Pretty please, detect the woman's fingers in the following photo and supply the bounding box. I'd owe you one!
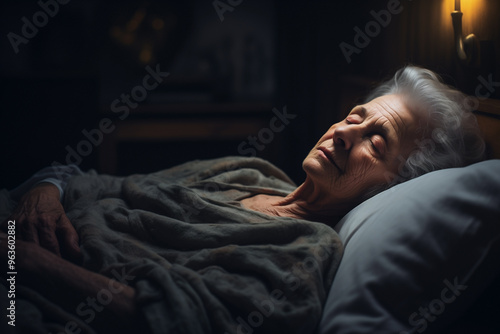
[57,215,82,264]
[9,211,63,258]
[18,213,40,245]
[3,183,80,260]
[37,218,61,257]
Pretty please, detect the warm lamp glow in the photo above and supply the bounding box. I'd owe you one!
[449,0,486,16]
[450,0,481,65]
[441,0,487,37]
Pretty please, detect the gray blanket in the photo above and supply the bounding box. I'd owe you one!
[1,157,343,334]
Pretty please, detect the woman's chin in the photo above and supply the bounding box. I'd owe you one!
[303,156,328,179]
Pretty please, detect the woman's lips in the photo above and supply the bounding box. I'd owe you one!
[318,147,343,172]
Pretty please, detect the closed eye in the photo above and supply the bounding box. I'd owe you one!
[346,114,362,124]
[369,134,386,155]
[370,139,380,154]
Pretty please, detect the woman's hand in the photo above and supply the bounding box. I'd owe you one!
[1,182,81,263]
[0,233,141,332]
[0,231,47,276]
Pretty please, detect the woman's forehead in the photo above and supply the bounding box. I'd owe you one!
[363,94,420,148]
[365,95,409,123]
[363,95,411,119]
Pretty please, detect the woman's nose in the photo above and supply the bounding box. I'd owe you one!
[333,125,358,151]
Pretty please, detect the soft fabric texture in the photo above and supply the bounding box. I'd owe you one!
[319,159,500,334]
[0,157,342,334]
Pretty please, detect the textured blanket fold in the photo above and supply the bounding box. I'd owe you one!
[1,157,343,334]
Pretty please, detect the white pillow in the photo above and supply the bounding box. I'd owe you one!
[319,160,500,334]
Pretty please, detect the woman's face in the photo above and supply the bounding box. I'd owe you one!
[303,94,424,207]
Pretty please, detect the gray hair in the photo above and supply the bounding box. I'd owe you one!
[363,65,485,197]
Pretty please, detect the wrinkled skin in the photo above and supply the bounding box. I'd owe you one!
[242,94,424,222]
[301,94,422,213]
[1,182,81,262]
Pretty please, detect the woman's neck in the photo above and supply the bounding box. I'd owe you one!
[241,179,347,225]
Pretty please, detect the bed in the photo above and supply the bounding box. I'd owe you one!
[1,98,499,334]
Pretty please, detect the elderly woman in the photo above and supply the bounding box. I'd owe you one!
[246,65,484,222]
[0,66,485,333]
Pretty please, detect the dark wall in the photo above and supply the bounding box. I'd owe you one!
[1,0,499,189]
[1,0,101,189]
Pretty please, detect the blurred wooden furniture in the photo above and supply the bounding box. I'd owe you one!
[474,98,500,159]
[99,103,274,175]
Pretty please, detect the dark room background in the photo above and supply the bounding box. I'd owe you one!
[1,0,499,189]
